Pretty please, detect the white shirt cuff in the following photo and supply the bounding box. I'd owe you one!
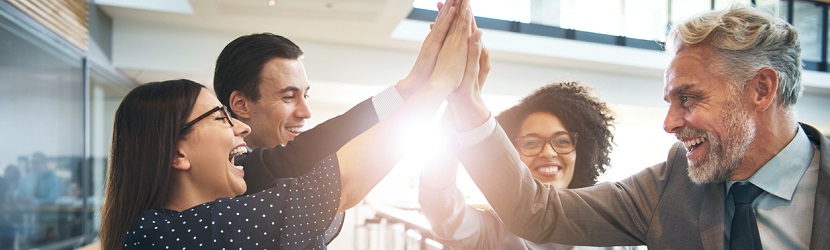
[456,114,496,148]
[371,86,404,120]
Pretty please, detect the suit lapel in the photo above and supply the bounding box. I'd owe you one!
[800,123,829,250]
[808,138,829,250]
[699,183,725,250]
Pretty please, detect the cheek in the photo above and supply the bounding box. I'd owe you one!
[561,154,577,169]
[275,104,294,121]
[519,155,535,168]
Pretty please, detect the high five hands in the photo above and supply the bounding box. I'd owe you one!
[398,0,490,116]
[429,0,491,131]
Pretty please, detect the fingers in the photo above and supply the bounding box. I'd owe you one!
[447,1,472,39]
[427,0,456,44]
[463,29,483,88]
[456,0,469,10]
[403,1,456,85]
[434,0,454,24]
[429,4,474,89]
[478,43,490,88]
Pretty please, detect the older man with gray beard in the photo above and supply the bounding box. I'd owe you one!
[444,4,830,250]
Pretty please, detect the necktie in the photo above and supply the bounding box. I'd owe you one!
[729,183,763,250]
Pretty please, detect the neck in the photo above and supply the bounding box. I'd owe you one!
[730,108,798,180]
[163,173,212,212]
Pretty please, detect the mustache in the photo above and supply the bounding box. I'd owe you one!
[674,127,707,140]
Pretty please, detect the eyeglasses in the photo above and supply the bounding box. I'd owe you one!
[513,132,578,157]
[180,106,234,133]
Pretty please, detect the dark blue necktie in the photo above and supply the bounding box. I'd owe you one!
[729,183,764,250]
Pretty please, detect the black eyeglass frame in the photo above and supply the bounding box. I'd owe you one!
[180,106,234,133]
[512,132,579,157]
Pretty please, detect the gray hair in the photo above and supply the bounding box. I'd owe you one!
[666,4,803,106]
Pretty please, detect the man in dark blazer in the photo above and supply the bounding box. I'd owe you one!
[212,32,455,194]
[446,5,829,249]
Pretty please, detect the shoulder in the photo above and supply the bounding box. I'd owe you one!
[124,210,174,248]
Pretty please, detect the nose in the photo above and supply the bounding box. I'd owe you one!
[537,141,558,158]
[295,95,312,119]
[663,105,685,134]
[233,118,251,137]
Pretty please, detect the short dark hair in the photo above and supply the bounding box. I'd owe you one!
[213,33,304,117]
[102,79,204,250]
[496,82,615,188]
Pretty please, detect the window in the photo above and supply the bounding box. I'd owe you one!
[0,13,85,248]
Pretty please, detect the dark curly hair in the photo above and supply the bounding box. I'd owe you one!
[496,81,615,188]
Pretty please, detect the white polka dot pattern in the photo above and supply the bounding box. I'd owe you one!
[123,155,343,249]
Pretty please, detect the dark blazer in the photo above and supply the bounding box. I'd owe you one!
[238,98,378,195]
[456,122,829,249]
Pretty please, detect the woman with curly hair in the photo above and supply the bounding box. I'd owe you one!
[419,81,632,249]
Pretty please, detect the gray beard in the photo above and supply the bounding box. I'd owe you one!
[686,99,756,184]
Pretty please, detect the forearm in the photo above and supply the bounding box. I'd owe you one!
[336,82,455,213]
[239,98,377,193]
[419,181,486,248]
[455,123,649,246]
[418,153,464,231]
[448,81,489,132]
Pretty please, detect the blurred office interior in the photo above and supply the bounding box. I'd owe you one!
[1,0,829,249]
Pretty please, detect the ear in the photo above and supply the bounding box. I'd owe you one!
[229,91,252,120]
[749,67,778,112]
[172,145,191,171]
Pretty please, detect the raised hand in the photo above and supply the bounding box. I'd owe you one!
[432,2,490,92]
[428,0,476,91]
[395,0,458,99]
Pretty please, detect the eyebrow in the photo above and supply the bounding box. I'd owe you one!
[521,131,569,138]
[277,86,311,94]
[663,83,694,103]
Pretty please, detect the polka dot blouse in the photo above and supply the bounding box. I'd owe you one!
[123,155,344,249]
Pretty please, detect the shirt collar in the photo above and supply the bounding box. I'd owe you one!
[727,126,813,201]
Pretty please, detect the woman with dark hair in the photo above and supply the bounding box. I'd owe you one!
[100,1,483,248]
[419,81,631,249]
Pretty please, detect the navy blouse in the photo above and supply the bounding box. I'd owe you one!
[123,155,344,249]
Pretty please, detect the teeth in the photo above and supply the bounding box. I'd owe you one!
[286,127,303,133]
[537,166,560,173]
[683,138,706,149]
[229,146,247,158]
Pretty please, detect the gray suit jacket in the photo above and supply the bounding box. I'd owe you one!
[456,122,829,249]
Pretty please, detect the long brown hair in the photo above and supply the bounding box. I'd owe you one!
[100,79,204,249]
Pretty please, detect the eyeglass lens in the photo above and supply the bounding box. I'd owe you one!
[516,132,576,156]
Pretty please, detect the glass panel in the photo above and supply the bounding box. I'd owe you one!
[530,0,563,26]
[753,0,783,17]
[622,0,669,41]
[715,0,752,10]
[0,14,84,249]
[792,0,822,62]
[669,1,711,26]
[560,0,624,36]
[87,68,129,236]
[412,0,531,22]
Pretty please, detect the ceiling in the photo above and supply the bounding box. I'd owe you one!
[97,0,420,58]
